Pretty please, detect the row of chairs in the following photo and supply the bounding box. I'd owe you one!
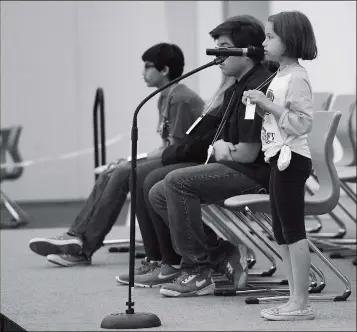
[1,112,352,307]
[103,93,355,305]
[0,94,355,308]
[104,93,356,259]
[205,110,353,304]
[0,126,29,228]
[306,93,356,263]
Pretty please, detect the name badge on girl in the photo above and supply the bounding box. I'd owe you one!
[245,98,256,120]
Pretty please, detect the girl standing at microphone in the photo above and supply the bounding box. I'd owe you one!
[243,11,317,321]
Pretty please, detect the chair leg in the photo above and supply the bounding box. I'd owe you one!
[201,206,290,297]
[340,181,357,204]
[309,209,347,239]
[329,250,357,259]
[305,186,323,233]
[305,215,323,234]
[309,237,356,251]
[202,205,278,278]
[307,176,349,238]
[103,239,145,257]
[0,191,29,228]
[218,207,293,286]
[232,212,278,277]
[243,209,351,304]
[244,209,325,293]
[247,246,257,269]
[213,207,322,296]
[334,194,356,223]
[201,206,259,272]
[306,239,351,300]
[103,239,144,246]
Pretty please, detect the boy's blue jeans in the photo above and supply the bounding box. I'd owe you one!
[149,162,264,268]
[68,157,162,258]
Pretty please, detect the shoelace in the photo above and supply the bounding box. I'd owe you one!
[173,270,190,284]
[219,255,235,282]
[135,259,149,272]
[173,267,206,284]
[136,259,160,273]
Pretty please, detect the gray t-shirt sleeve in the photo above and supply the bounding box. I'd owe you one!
[157,95,164,133]
[168,100,201,141]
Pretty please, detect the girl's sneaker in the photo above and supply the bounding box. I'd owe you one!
[260,303,312,318]
[262,306,316,321]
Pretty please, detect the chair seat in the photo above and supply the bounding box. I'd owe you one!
[336,166,357,182]
[224,194,270,213]
[224,192,338,216]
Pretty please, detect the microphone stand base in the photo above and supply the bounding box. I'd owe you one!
[101,312,161,329]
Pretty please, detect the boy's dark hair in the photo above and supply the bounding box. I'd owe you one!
[142,43,185,80]
[209,15,266,61]
[268,11,318,60]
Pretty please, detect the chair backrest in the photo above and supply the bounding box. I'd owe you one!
[0,126,24,181]
[307,111,342,214]
[313,92,333,111]
[331,94,356,166]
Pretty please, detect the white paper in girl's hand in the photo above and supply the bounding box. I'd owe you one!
[245,98,256,120]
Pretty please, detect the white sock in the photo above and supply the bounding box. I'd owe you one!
[172,265,181,269]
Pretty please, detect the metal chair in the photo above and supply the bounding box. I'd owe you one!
[224,111,352,303]
[306,106,356,261]
[298,92,332,234]
[306,103,356,240]
[202,205,325,296]
[332,95,356,167]
[0,126,29,228]
[334,97,356,203]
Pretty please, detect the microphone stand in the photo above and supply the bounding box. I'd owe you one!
[100,56,227,330]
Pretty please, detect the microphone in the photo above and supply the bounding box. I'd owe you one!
[206,46,264,59]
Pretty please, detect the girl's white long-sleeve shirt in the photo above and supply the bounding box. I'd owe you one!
[261,65,314,167]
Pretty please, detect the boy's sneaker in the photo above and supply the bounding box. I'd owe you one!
[160,267,215,297]
[217,244,248,290]
[29,233,83,256]
[115,258,160,285]
[47,254,91,267]
[134,264,181,288]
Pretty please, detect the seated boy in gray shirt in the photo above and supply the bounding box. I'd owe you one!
[29,43,204,267]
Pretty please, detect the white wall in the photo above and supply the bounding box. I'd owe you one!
[195,1,224,102]
[270,1,356,164]
[1,1,224,201]
[3,1,354,201]
[270,1,356,95]
[1,1,81,200]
